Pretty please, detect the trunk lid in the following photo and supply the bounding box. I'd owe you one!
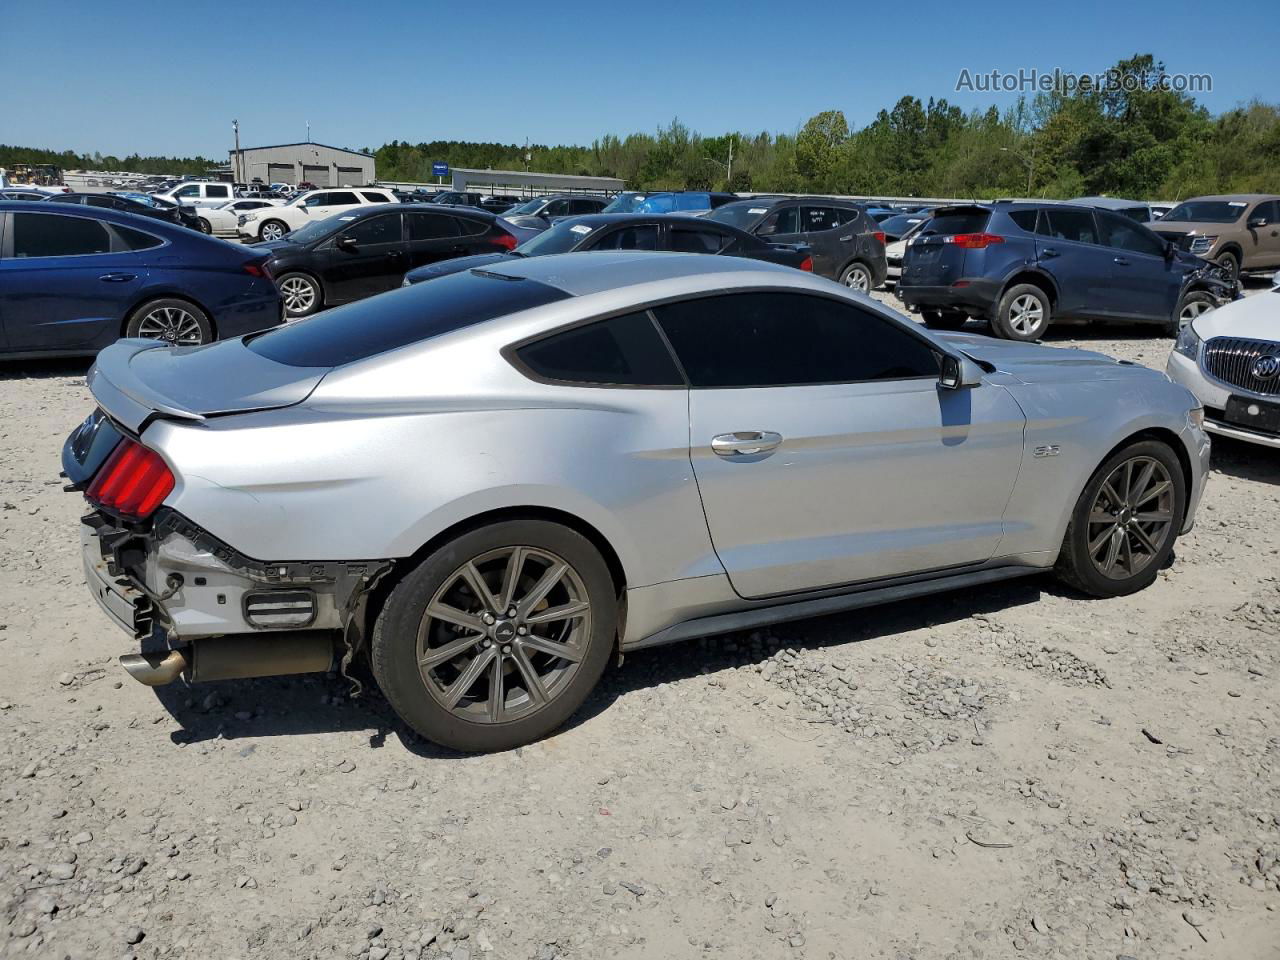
[87,338,329,433]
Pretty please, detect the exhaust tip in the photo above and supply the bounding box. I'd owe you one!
[119,649,188,686]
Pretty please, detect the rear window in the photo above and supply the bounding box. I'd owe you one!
[923,209,991,235]
[246,271,571,367]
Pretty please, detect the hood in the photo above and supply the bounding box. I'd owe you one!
[1149,221,1216,238]
[1191,289,1279,342]
[254,237,297,256]
[88,338,328,433]
[405,253,515,284]
[937,332,1160,385]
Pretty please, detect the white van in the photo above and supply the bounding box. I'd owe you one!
[152,181,235,210]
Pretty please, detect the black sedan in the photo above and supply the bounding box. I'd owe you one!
[402,214,813,286]
[46,193,201,231]
[256,204,521,318]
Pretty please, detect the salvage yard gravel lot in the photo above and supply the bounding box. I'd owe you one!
[1,288,1277,959]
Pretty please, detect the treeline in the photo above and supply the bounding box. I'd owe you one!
[8,55,1277,200]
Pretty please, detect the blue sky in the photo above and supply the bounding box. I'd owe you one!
[4,0,1275,158]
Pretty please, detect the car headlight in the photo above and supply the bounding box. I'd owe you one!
[1173,322,1202,360]
[1188,235,1217,254]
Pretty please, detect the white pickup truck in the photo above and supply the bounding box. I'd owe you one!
[151,181,235,210]
[236,187,398,241]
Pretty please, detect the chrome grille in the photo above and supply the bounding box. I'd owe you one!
[1202,337,1280,396]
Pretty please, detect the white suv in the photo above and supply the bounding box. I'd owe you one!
[237,187,397,241]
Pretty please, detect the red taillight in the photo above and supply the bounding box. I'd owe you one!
[243,260,267,277]
[873,231,886,246]
[86,439,175,520]
[799,256,813,272]
[491,230,518,251]
[943,233,1005,249]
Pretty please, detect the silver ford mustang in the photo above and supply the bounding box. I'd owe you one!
[65,252,1210,751]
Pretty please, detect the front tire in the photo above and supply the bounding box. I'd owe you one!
[259,219,288,242]
[1215,250,1239,284]
[196,217,212,234]
[1171,290,1216,334]
[839,262,872,293]
[277,272,322,318]
[371,520,618,752]
[125,298,212,346]
[993,283,1051,341]
[1055,440,1186,598]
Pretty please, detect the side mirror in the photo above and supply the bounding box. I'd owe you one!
[939,353,984,390]
[337,236,358,252]
[1163,241,1176,260]
[1248,216,1268,229]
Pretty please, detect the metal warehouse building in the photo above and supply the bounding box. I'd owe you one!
[228,142,375,187]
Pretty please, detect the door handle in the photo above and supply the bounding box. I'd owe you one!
[1040,248,1059,259]
[1113,257,1130,266]
[838,235,852,242]
[98,273,137,282]
[711,431,783,457]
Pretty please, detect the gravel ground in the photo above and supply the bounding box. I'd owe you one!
[1,287,1277,960]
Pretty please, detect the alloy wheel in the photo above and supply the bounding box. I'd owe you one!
[261,222,286,241]
[279,276,317,315]
[416,546,591,723]
[1008,294,1045,337]
[1178,299,1214,326]
[1086,456,1175,580]
[843,266,871,292]
[136,306,204,345]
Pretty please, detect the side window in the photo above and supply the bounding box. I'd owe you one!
[175,185,200,198]
[11,213,112,258]
[304,193,332,207]
[1259,200,1280,224]
[756,206,799,237]
[801,206,841,232]
[654,293,939,388]
[589,224,660,251]
[1007,209,1039,232]
[543,199,570,217]
[569,198,598,215]
[515,311,683,387]
[86,195,116,207]
[1043,209,1100,245]
[342,213,402,245]
[453,217,489,237]
[360,191,392,203]
[669,225,727,254]
[1096,211,1165,258]
[408,213,460,240]
[326,191,360,206]
[113,225,164,251]
[206,184,230,199]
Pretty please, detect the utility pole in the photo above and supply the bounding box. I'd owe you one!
[306,121,311,144]
[232,119,241,184]
[727,135,733,185]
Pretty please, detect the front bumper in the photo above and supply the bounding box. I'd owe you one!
[1167,351,1280,449]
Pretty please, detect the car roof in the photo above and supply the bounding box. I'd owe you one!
[1180,193,1278,202]
[482,250,796,297]
[1070,196,1149,209]
[0,200,195,233]
[552,213,736,228]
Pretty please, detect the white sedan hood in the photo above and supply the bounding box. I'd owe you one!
[1192,290,1279,341]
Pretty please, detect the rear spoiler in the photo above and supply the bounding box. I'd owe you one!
[88,340,206,434]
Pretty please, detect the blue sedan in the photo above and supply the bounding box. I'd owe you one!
[0,201,283,358]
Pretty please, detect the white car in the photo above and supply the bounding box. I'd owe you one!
[236,187,398,241]
[1167,273,1280,449]
[195,198,282,237]
[886,220,928,283]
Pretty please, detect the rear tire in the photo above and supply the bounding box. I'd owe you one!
[125,298,212,346]
[277,272,322,318]
[921,308,968,330]
[839,262,872,293]
[993,283,1051,341]
[1055,439,1186,598]
[371,519,618,752]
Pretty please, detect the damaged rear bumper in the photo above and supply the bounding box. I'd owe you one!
[81,507,393,686]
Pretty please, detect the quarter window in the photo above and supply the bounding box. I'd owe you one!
[516,311,683,386]
[654,293,939,388]
[11,213,112,258]
[113,225,164,251]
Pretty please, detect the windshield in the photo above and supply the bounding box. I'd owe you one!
[1161,201,1247,223]
[707,203,769,230]
[601,193,647,214]
[878,213,926,235]
[515,219,598,256]
[634,194,675,214]
[287,215,351,245]
[504,198,545,216]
